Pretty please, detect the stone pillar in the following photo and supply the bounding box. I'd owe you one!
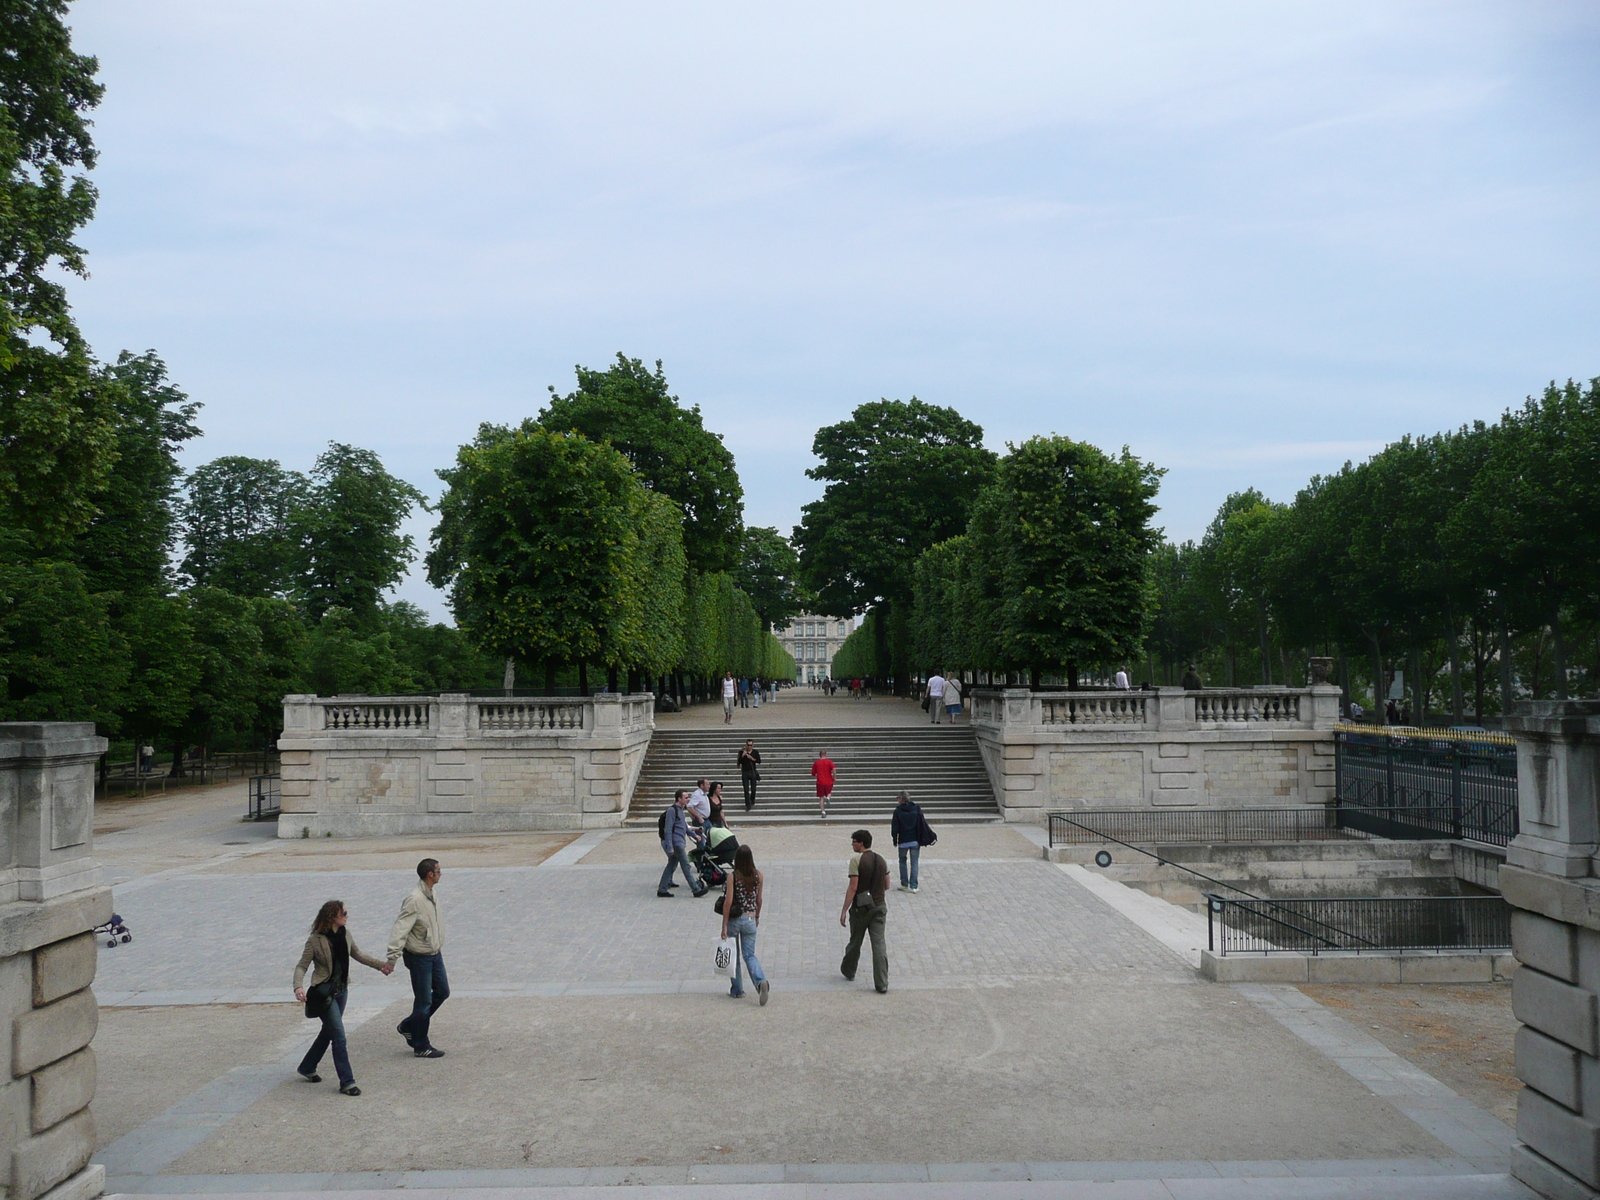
[0,724,112,1200]
[1500,701,1600,1198]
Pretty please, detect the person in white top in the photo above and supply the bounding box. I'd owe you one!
[1114,668,1131,690]
[722,671,736,723]
[926,673,946,724]
[688,778,711,830]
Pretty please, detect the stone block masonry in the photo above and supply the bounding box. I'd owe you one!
[0,724,112,1200]
[277,693,654,838]
[970,686,1340,821]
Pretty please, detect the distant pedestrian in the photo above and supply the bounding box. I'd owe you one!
[737,739,762,812]
[1181,664,1203,690]
[139,742,155,774]
[388,859,449,1059]
[659,790,707,898]
[943,675,963,723]
[721,844,770,1004]
[926,671,946,724]
[889,791,933,893]
[294,899,394,1095]
[722,671,736,723]
[840,829,890,993]
[812,749,835,818]
[738,677,749,708]
[1386,699,1400,725]
[1114,666,1131,690]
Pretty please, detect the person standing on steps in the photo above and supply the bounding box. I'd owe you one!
[812,749,836,818]
[737,739,762,812]
[388,859,449,1059]
[722,671,737,723]
[659,790,707,898]
[926,671,946,723]
[840,829,890,993]
[294,899,394,1095]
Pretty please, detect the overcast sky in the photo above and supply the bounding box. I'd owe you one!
[68,2,1599,620]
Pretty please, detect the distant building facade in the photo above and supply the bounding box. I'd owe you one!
[774,613,855,683]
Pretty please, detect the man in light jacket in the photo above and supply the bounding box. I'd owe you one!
[389,858,448,1059]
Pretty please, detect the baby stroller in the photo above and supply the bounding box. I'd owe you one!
[692,828,739,890]
[95,913,133,948]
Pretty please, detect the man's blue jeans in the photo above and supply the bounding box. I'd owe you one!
[660,840,701,892]
[727,913,766,996]
[898,844,920,889]
[298,989,353,1087]
[400,951,449,1049]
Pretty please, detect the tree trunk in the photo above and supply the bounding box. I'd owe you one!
[1498,615,1515,716]
[1552,607,1569,700]
[1066,661,1079,691]
[1029,666,1040,690]
[607,666,619,693]
[1448,615,1464,724]
[578,663,589,697]
[627,668,640,694]
[1408,645,1423,723]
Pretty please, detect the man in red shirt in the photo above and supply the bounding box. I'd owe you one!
[811,750,835,819]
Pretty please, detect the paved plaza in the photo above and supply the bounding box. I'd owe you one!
[87,716,1530,1200]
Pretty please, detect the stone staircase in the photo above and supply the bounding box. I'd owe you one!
[626,727,1001,825]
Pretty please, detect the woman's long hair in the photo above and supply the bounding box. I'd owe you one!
[311,900,346,935]
[733,844,758,885]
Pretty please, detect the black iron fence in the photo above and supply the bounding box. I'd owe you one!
[1335,727,1517,846]
[1204,894,1511,956]
[247,774,281,821]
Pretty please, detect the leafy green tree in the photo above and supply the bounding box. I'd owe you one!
[619,491,688,680]
[173,586,266,765]
[295,443,426,621]
[981,436,1162,686]
[0,547,125,722]
[540,355,744,573]
[427,424,644,675]
[300,607,412,697]
[75,351,202,595]
[735,526,808,628]
[180,456,308,596]
[0,1,115,548]
[795,399,996,692]
[111,591,197,744]
[248,595,308,737]
[379,601,504,693]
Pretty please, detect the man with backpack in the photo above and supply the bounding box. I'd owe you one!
[658,791,706,898]
[839,829,891,993]
[889,791,935,893]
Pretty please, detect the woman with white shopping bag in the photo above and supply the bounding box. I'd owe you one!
[717,844,770,1004]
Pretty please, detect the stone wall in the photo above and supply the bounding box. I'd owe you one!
[969,686,1341,822]
[0,724,111,1200]
[277,693,654,837]
[1500,700,1600,1199]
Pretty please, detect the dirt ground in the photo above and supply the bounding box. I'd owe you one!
[1299,981,1519,1125]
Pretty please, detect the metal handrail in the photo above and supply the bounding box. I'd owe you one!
[1206,894,1511,956]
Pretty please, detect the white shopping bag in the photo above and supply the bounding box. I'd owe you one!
[713,936,736,977]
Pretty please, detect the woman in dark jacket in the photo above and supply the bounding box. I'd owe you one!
[293,899,392,1095]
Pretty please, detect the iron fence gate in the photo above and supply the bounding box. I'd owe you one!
[1205,893,1512,955]
[1334,728,1517,846]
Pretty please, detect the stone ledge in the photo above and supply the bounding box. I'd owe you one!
[0,893,111,962]
[1505,867,1600,935]
[1199,948,1514,983]
[35,1163,102,1200]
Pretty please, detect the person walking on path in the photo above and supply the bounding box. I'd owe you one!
[812,749,836,818]
[942,675,962,724]
[926,672,946,723]
[890,791,934,893]
[721,844,770,1004]
[737,739,762,812]
[1114,666,1131,690]
[707,781,728,828]
[388,859,449,1059]
[687,778,712,834]
[840,829,890,993]
[294,899,394,1094]
[659,791,707,898]
[722,671,737,723]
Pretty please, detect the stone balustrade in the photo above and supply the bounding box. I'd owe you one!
[277,693,655,837]
[968,686,1341,820]
[0,723,112,1200]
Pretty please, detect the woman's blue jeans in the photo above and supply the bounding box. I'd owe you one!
[298,989,353,1087]
[727,913,766,996]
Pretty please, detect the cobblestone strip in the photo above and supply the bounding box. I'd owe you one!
[1236,983,1515,1172]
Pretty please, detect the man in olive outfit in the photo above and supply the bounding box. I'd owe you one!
[840,829,890,993]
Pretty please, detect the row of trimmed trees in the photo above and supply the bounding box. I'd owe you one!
[1148,378,1600,720]
[426,359,796,700]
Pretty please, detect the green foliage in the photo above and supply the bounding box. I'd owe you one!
[540,354,745,574]
[177,587,267,750]
[301,607,412,697]
[180,456,307,596]
[735,526,808,628]
[620,490,688,676]
[0,546,124,723]
[0,2,113,547]
[296,443,427,621]
[111,592,198,739]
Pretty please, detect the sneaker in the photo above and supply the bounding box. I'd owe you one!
[298,1071,321,1083]
[340,1084,362,1096]
[875,986,888,994]
[396,1021,414,1046]
[909,886,918,894]
[758,980,770,1006]
[692,887,709,898]
[656,891,673,898]
[414,1046,445,1058]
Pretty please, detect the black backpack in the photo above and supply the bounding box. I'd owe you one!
[658,806,671,839]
